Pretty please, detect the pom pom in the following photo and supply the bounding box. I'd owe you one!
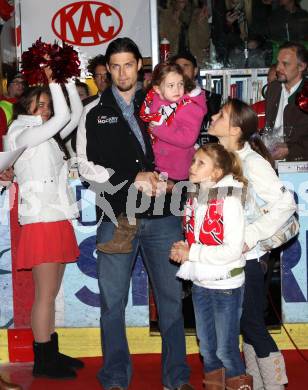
[49,42,80,83]
[21,38,51,85]
[296,80,308,113]
[21,38,80,85]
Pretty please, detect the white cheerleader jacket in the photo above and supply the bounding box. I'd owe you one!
[6,83,83,225]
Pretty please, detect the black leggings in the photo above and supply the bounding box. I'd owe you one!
[240,256,279,358]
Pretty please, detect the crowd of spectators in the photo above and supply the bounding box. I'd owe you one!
[158,0,308,68]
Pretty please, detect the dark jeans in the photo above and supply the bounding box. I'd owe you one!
[96,216,190,389]
[240,256,279,358]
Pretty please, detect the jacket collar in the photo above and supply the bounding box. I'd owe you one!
[236,141,252,159]
[270,78,304,105]
[98,86,146,113]
[288,78,304,105]
[213,174,243,189]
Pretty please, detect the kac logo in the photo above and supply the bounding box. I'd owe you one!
[51,1,123,46]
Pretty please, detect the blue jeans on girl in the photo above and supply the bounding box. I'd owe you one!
[192,283,245,378]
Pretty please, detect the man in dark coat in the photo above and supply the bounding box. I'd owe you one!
[78,37,194,390]
[265,41,308,161]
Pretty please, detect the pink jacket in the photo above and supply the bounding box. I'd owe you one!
[151,88,207,180]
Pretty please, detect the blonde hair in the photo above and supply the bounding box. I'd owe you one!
[188,143,248,204]
[198,143,247,186]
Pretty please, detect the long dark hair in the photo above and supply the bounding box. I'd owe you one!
[105,37,142,64]
[13,86,70,159]
[13,86,50,119]
[225,98,274,167]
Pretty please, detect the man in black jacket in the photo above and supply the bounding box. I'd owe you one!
[79,37,193,390]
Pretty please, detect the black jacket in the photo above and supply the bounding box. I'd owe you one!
[85,87,178,221]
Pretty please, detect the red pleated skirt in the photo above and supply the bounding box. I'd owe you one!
[16,220,80,270]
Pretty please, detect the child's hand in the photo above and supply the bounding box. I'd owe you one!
[170,241,190,264]
[0,167,14,187]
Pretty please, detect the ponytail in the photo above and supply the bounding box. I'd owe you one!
[225,98,275,168]
[249,133,275,168]
[229,151,248,186]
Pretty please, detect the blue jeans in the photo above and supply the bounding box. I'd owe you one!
[192,284,245,378]
[96,216,190,389]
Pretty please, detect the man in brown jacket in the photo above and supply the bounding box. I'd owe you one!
[265,41,308,161]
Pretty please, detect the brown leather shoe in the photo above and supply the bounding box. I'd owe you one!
[203,368,225,389]
[225,374,253,390]
[0,375,22,390]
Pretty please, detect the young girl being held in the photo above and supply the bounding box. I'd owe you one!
[208,98,296,389]
[170,143,252,389]
[140,62,206,181]
[6,67,83,379]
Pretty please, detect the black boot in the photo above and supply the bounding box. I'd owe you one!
[51,332,84,369]
[32,340,76,379]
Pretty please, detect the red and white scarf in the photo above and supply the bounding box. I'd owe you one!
[139,88,194,143]
[184,198,224,248]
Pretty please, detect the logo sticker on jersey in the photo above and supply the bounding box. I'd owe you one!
[97,115,118,124]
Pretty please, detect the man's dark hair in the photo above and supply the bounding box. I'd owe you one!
[170,51,198,69]
[87,54,106,75]
[105,37,142,64]
[7,72,24,86]
[279,41,308,65]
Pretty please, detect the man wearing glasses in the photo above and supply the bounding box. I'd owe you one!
[84,54,109,105]
[0,73,26,184]
[0,73,25,150]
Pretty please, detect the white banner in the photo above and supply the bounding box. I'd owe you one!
[19,0,152,59]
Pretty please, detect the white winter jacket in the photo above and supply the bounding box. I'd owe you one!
[6,83,83,225]
[177,174,246,289]
[238,142,296,260]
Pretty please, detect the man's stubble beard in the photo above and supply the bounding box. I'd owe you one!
[115,83,135,92]
[277,75,287,84]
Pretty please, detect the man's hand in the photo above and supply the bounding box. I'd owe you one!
[134,172,161,197]
[198,5,208,23]
[0,167,14,187]
[170,240,190,264]
[271,142,289,160]
[226,10,240,25]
